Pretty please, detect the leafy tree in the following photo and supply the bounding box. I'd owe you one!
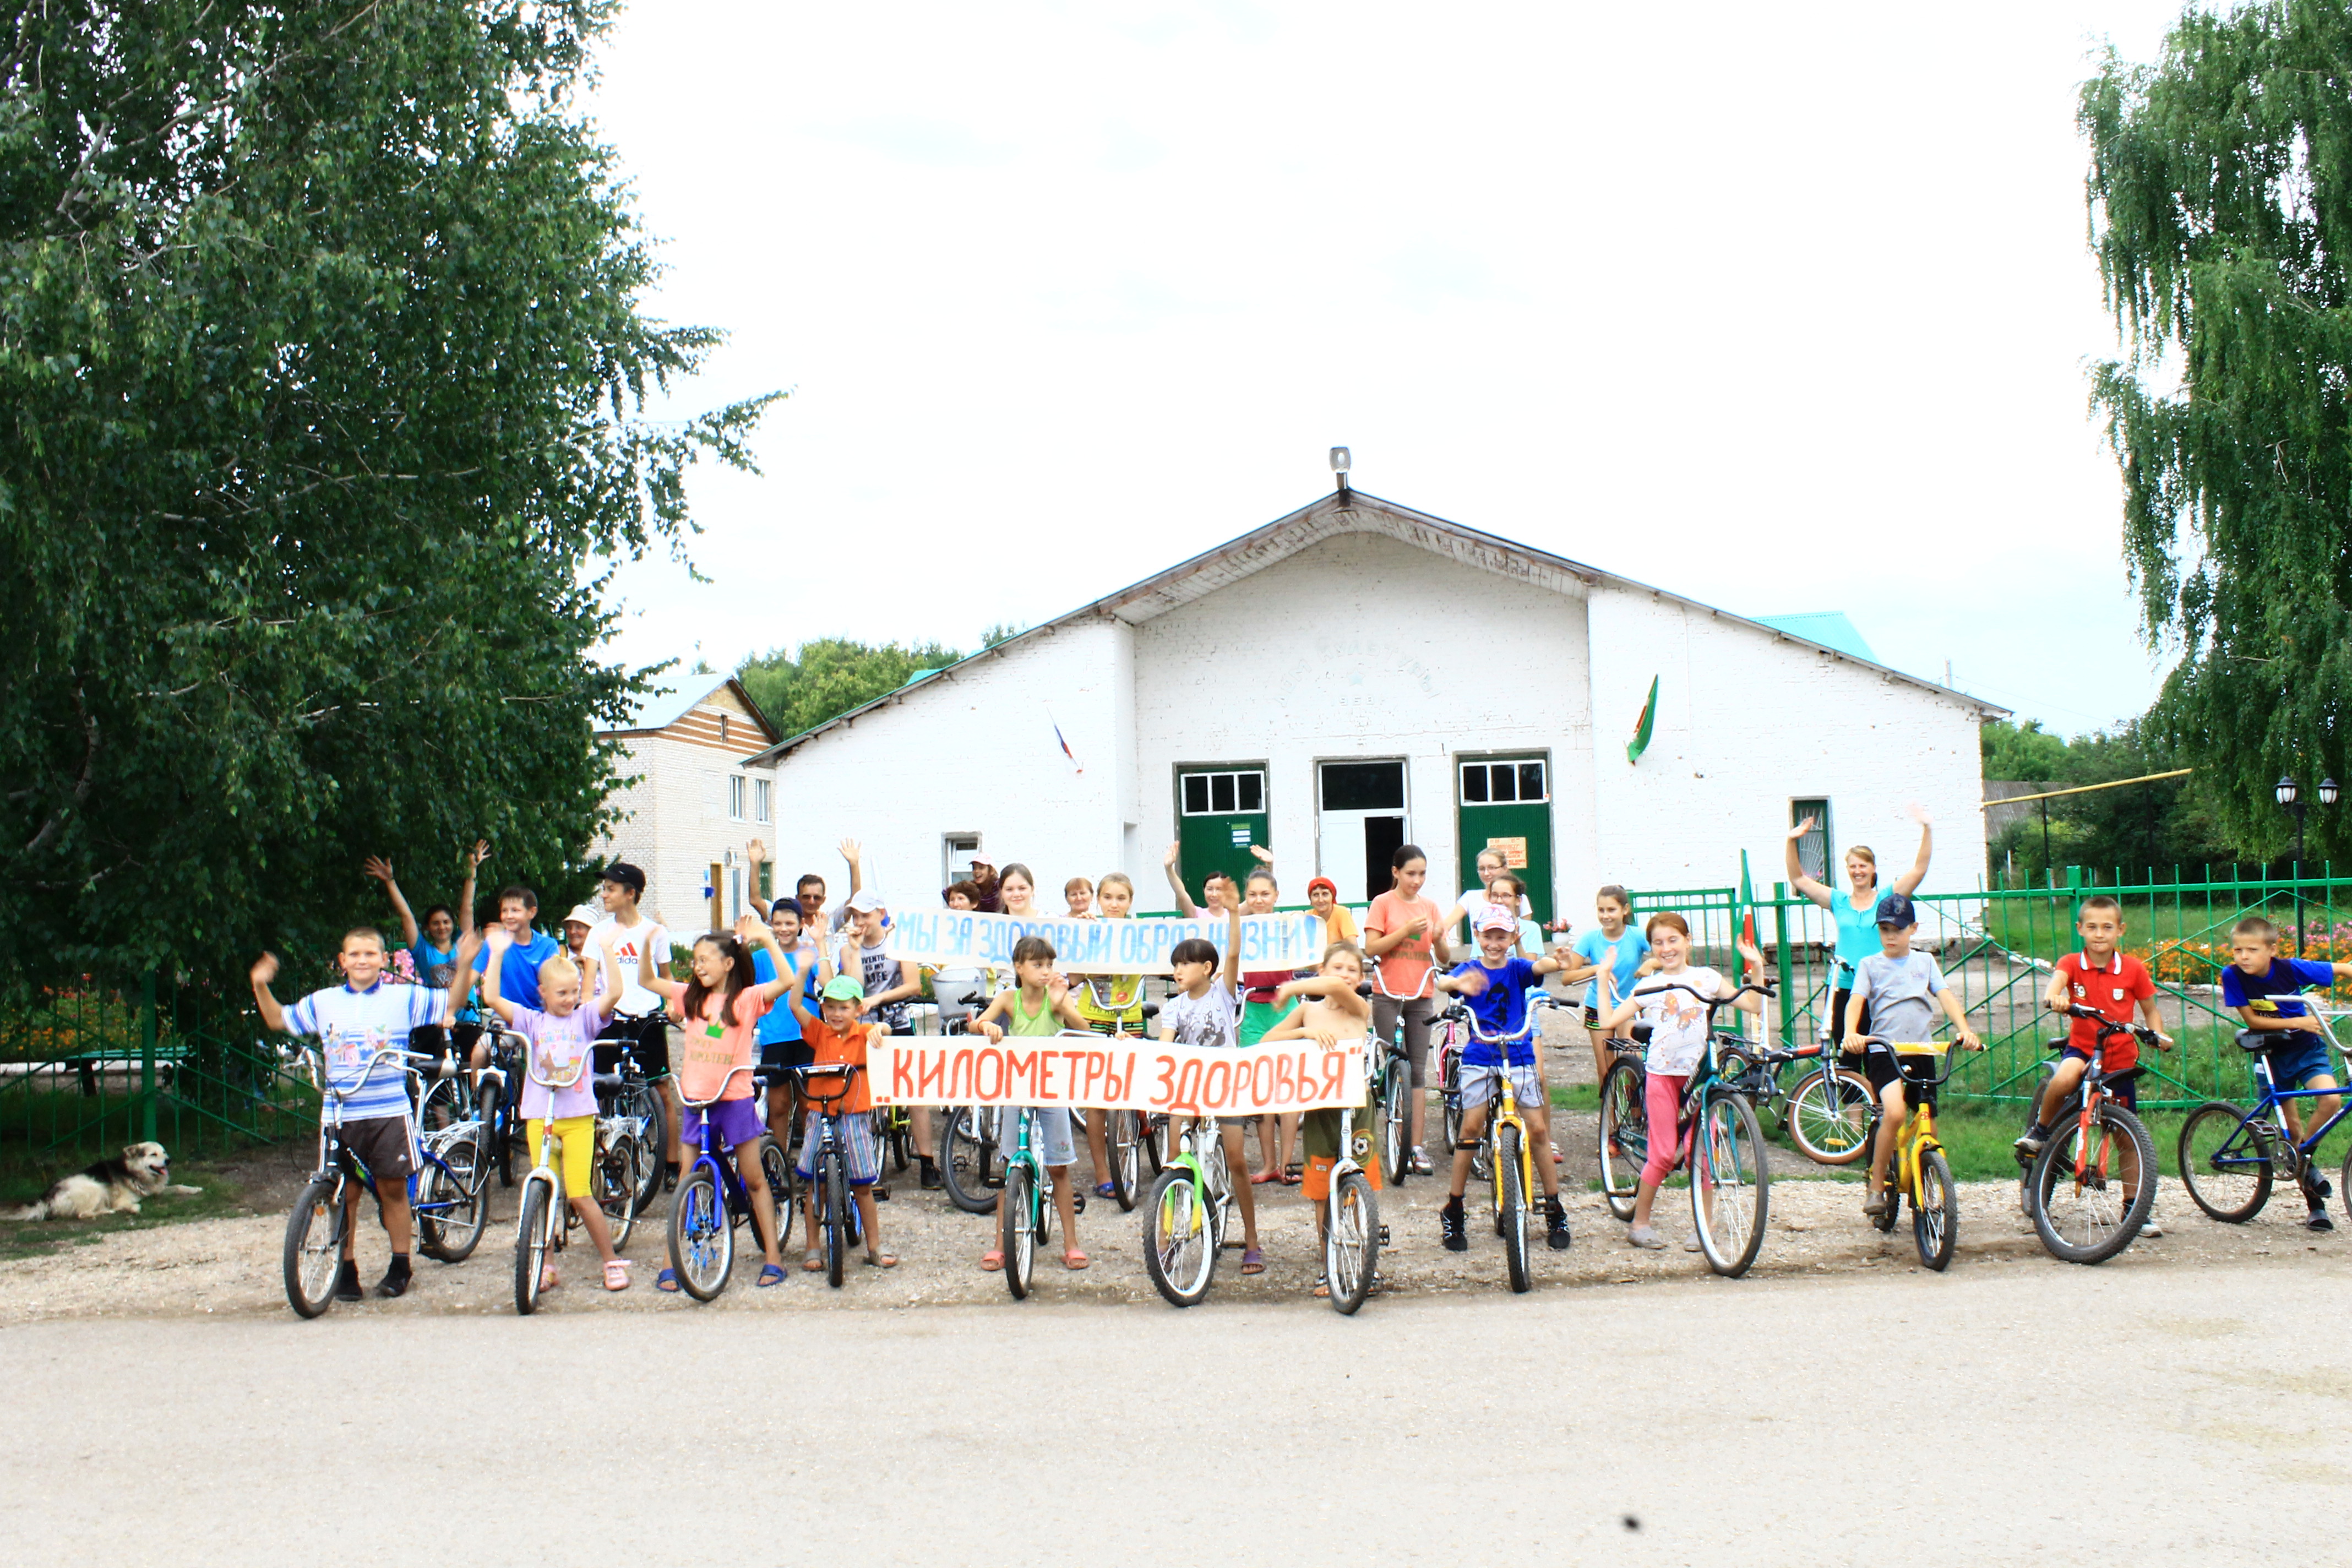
[739,639,966,738]
[1984,720,2235,884]
[1981,720,2075,783]
[2083,3,2352,859]
[0,2,775,982]
[981,621,1025,649]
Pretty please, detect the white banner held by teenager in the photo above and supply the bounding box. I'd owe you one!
[884,908,1325,976]
[872,1034,1369,1116]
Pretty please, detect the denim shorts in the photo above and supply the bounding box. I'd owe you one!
[1005,1107,1075,1167]
[1460,1063,1542,1112]
[2266,1032,2334,1091]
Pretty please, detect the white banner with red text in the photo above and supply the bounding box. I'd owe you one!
[871,1035,1368,1115]
[884,908,1325,976]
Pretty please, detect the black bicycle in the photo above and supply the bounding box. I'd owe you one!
[791,1063,867,1288]
[594,1016,671,1217]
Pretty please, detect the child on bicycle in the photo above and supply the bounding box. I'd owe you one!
[249,928,455,1300]
[1238,861,1301,1186]
[2222,914,2352,1229]
[1160,899,1265,1274]
[1561,884,1648,1089]
[635,918,797,1289]
[1075,870,1148,1197]
[972,935,1095,1271]
[1846,893,1981,1220]
[1263,940,1378,1296]
[1433,910,1576,1253]
[479,927,633,1291]
[2017,894,2173,1151]
[1599,913,1768,1251]
[781,972,896,1268]
[753,896,829,1174]
[837,887,928,1193]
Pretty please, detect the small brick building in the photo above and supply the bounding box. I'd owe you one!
[738,489,2001,924]
[589,676,782,933]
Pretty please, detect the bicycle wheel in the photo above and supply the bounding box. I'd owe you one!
[1597,1057,1648,1222]
[1003,1163,1036,1300]
[939,1107,995,1215]
[2032,1103,2155,1264]
[1142,1115,1166,1177]
[1691,1091,1768,1278]
[2177,1101,2271,1222]
[598,1132,639,1253]
[418,1133,487,1262]
[514,1179,550,1315]
[1327,1169,1379,1315]
[1381,1060,1412,1186]
[282,1174,348,1319]
[1912,1147,1957,1272]
[888,1112,911,1174]
[667,1163,733,1302]
[627,1085,666,1216]
[1497,1121,1531,1294]
[756,1134,793,1254]
[1786,1065,1875,1166]
[1142,1170,1216,1306]
[1108,1110,1141,1212]
[822,1150,847,1288]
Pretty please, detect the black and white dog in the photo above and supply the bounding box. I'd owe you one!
[7,1141,201,1221]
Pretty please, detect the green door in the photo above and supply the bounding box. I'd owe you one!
[1455,755,1554,927]
[1176,765,1268,905]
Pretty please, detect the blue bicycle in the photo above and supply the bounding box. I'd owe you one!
[791,1062,864,1289]
[2179,1009,2351,1227]
[281,1042,489,1319]
[663,1066,790,1301]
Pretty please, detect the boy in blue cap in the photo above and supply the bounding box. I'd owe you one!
[1847,892,1979,1218]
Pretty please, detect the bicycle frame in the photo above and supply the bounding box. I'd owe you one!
[680,1065,766,1223]
[1166,1114,1233,1243]
[1455,1011,1540,1215]
[292,1042,474,1223]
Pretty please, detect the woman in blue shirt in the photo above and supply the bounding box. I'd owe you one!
[1783,807,1932,1050]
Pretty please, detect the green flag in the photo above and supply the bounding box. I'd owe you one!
[1626,676,1659,764]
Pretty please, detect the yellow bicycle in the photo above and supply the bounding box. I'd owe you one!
[1439,1004,1544,1294]
[1864,1040,1963,1271]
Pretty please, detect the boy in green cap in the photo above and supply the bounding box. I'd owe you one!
[782,972,896,1268]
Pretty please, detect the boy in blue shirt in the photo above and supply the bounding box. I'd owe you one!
[1434,910,1576,1254]
[2223,915,2352,1230]
[251,929,454,1300]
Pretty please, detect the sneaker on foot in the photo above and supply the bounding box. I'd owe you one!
[2139,1219,2163,1239]
[2307,1210,2335,1233]
[1439,1200,1468,1253]
[1410,1146,1433,1176]
[1863,1194,1890,1218]
[2312,1174,2336,1202]
[2013,1126,2047,1157]
[1627,1224,1666,1250]
[1683,1236,1702,1253]
[333,1261,363,1303]
[373,1259,412,1299]
[919,1159,944,1192]
[1545,1202,1572,1252]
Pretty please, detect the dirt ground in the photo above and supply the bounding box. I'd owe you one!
[2,1101,2342,1321]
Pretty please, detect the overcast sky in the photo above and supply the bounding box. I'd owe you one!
[585,0,2194,736]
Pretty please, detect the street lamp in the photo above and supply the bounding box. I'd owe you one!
[2277,775,2338,954]
[1331,445,1352,505]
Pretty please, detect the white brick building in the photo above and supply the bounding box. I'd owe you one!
[589,676,782,933]
[739,491,2003,923]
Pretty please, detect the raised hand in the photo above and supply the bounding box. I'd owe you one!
[1163,841,1180,869]
[746,837,766,865]
[1248,844,1274,866]
[484,927,513,956]
[362,856,395,884]
[1789,816,1817,840]
[1453,968,1489,996]
[468,839,490,868]
[838,837,862,865]
[1905,803,1933,828]
[249,952,280,987]
[733,913,764,946]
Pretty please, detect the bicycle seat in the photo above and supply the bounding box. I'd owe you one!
[1140,1001,1161,1020]
[1630,1023,1653,1046]
[2236,1028,2274,1054]
[589,1071,624,1093]
[2045,1038,2070,1055]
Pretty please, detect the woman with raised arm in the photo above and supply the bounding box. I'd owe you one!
[1784,805,1932,1053]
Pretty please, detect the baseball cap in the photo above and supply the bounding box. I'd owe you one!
[1875,892,1918,928]
[562,903,601,929]
[845,888,887,914]
[599,861,646,895]
[1476,908,1517,934]
[820,974,866,1003]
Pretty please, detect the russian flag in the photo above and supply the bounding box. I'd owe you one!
[1052,716,1084,775]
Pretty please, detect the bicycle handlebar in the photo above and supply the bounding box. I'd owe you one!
[677,1063,762,1110]
[2061,1004,2162,1044]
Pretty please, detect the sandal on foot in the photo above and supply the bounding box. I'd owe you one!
[1063,1249,1090,1270]
[801,1249,824,1272]
[1312,1273,1331,1298]
[1250,1170,1281,1185]
[1094,1180,1117,1199]
[538,1264,560,1292]
[757,1263,787,1288]
[655,1268,681,1293]
[1240,1246,1266,1276]
[865,1251,899,1268]
[979,1250,1004,1271]
[602,1259,631,1292]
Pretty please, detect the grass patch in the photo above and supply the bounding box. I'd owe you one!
[0,1163,250,1261]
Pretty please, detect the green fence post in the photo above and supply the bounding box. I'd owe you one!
[2065,864,2083,937]
[1773,883,1795,1048]
[139,968,158,1144]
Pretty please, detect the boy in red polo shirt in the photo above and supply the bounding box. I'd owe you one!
[2017,896,2172,1230]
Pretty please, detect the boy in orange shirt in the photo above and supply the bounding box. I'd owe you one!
[783,973,895,1268]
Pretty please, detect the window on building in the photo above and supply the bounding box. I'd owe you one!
[753,778,772,823]
[719,712,732,744]
[1180,770,1265,815]
[1792,799,1831,880]
[944,832,982,886]
[728,774,746,820]
[1460,759,1547,804]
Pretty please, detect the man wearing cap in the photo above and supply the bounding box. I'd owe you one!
[588,861,680,1175]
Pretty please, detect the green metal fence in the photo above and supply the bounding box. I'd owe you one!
[1625,867,2352,1112]
[0,973,318,1178]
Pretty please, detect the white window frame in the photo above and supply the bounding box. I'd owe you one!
[943,832,982,888]
[753,777,772,824]
[1178,768,1267,816]
[728,773,747,821]
[1792,798,1832,881]
[1458,757,1550,805]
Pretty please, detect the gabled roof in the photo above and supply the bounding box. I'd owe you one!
[743,489,2005,763]
[603,675,781,742]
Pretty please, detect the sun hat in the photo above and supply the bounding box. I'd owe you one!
[821,974,866,1002]
[562,903,601,929]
